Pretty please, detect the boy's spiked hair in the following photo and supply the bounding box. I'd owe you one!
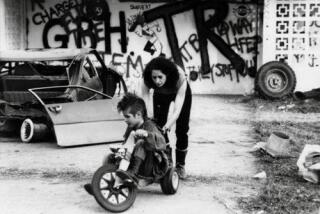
[117,93,147,118]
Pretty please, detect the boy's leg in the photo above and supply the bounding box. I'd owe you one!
[117,141,146,183]
[117,131,136,171]
[128,141,146,175]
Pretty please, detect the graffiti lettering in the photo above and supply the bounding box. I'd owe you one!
[216,18,262,54]
[104,11,127,53]
[294,54,305,63]
[31,0,80,25]
[294,54,319,67]
[180,41,193,62]
[127,53,144,78]
[188,59,255,83]
[215,63,234,81]
[142,0,245,75]
[42,15,100,48]
[41,1,127,53]
[42,18,69,48]
[31,0,263,89]
[228,18,252,37]
[189,33,199,52]
[308,54,318,67]
[111,52,144,78]
[310,21,320,28]
[228,36,262,54]
[130,4,151,10]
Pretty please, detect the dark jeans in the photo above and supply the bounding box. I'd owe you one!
[153,84,192,165]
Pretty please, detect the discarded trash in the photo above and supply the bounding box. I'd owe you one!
[278,105,286,110]
[297,144,320,183]
[251,141,267,152]
[253,171,267,179]
[278,104,295,111]
[251,132,293,157]
[294,88,320,101]
[264,132,292,158]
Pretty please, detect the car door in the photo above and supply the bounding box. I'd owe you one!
[29,86,126,147]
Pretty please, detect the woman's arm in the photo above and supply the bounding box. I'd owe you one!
[163,79,187,131]
[136,78,149,97]
[137,80,154,118]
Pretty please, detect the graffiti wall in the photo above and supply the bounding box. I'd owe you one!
[27,0,263,94]
[263,0,320,91]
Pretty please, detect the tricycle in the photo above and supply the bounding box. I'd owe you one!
[86,142,179,213]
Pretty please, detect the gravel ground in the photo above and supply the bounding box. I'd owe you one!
[0,95,260,214]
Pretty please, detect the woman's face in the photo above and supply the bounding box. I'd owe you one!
[151,69,167,88]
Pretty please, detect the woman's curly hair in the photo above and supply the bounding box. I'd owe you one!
[143,57,179,89]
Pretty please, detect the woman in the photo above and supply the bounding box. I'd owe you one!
[140,57,192,179]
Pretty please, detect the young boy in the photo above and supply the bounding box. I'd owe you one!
[116,92,166,182]
[84,93,166,194]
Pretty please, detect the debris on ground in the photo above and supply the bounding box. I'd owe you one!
[250,141,267,153]
[278,103,295,111]
[240,97,320,214]
[251,132,293,158]
[294,88,320,101]
[253,171,267,180]
[297,144,320,183]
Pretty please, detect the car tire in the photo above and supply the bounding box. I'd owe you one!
[20,118,49,143]
[160,167,179,195]
[91,165,137,213]
[255,61,296,99]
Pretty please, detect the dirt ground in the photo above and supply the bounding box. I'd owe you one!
[239,96,320,214]
[0,95,318,214]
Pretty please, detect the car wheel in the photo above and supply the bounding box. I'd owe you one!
[255,61,296,99]
[91,165,137,213]
[160,167,179,195]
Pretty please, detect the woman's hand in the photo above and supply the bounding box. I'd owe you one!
[162,125,171,134]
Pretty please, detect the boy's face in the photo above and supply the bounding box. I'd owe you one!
[122,108,143,129]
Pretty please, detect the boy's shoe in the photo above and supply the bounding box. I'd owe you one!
[84,183,93,195]
[176,165,187,180]
[116,156,143,185]
[116,169,138,185]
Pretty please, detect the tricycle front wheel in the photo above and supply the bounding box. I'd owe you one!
[91,165,137,213]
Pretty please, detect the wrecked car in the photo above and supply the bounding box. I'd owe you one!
[0,48,127,147]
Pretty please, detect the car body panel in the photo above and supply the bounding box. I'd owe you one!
[53,121,125,147]
[0,48,92,61]
[29,86,125,147]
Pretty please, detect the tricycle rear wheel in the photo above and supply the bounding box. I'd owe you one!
[160,167,179,195]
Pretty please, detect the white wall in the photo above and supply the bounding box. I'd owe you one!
[263,0,320,91]
[26,0,263,94]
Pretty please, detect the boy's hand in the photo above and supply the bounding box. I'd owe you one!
[134,129,148,138]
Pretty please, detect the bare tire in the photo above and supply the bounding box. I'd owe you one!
[91,165,137,213]
[20,118,49,143]
[255,61,296,99]
[160,167,179,195]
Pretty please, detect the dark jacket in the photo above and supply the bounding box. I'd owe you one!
[124,119,168,178]
[123,119,166,152]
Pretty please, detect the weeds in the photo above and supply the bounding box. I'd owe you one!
[239,98,320,214]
